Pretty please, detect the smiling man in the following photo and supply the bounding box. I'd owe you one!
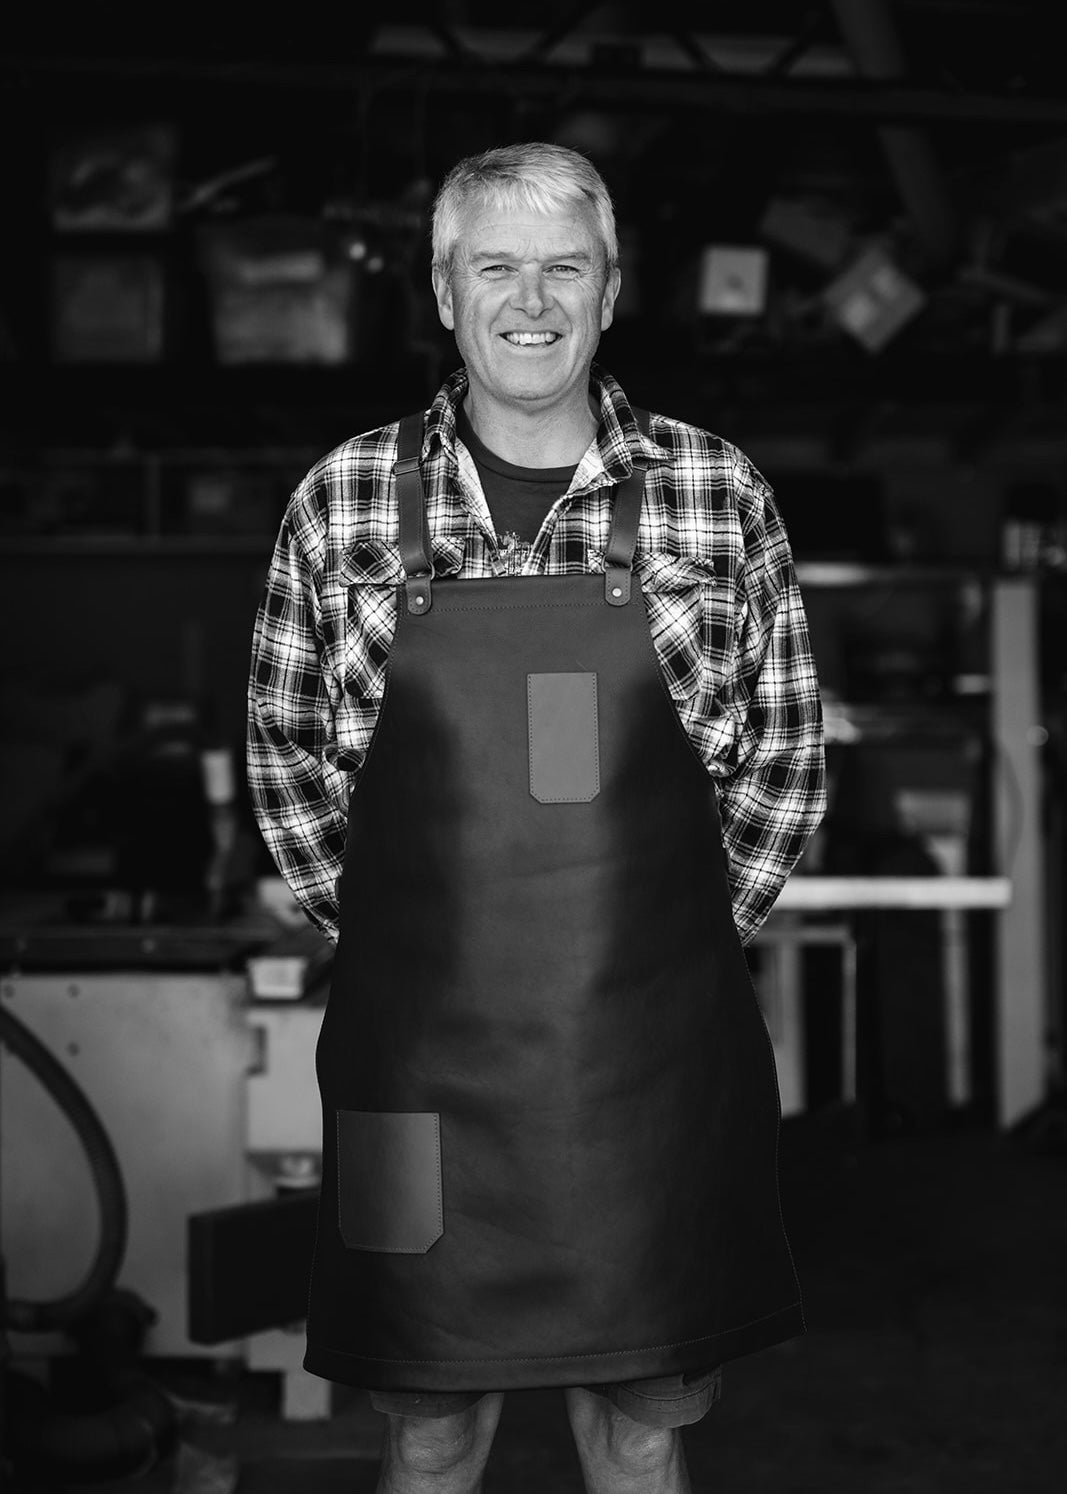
[248,142,825,1494]
[432,197,617,465]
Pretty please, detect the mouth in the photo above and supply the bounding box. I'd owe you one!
[500,331,561,347]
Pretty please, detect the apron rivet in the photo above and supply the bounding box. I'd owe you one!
[611,586,622,598]
[414,595,426,607]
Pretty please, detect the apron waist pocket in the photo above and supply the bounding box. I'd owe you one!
[335,1110,443,1253]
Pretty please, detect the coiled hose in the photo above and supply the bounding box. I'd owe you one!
[1,1003,179,1483]
[0,1002,128,1330]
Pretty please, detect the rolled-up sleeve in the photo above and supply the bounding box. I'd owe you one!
[246,483,349,942]
[718,483,826,944]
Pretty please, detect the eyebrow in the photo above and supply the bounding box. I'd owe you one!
[469,249,594,265]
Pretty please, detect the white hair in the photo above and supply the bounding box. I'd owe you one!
[431,142,619,276]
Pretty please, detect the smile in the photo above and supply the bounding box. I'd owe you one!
[501,332,561,346]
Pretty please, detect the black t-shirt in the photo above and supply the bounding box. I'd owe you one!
[456,407,577,546]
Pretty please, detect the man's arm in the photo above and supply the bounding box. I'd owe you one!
[246,483,349,942]
[719,481,826,945]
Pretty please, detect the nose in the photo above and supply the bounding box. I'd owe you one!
[511,267,551,316]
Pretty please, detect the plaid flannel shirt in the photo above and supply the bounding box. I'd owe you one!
[247,363,825,945]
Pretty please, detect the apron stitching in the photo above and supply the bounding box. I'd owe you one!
[333,1112,444,1253]
[414,600,604,612]
[310,1303,803,1366]
[526,673,601,804]
[334,1111,342,1242]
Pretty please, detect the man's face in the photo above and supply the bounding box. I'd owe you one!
[432,198,620,417]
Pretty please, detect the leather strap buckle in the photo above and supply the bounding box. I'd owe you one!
[604,568,632,606]
[405,574,433,614]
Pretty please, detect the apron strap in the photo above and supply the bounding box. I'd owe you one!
[396,405,652,613]
[395,411,434,614]
[603,406,651,607]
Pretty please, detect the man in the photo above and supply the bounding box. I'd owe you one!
[247,142,825,1494]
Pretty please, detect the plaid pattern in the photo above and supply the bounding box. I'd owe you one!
[247,363,825,944]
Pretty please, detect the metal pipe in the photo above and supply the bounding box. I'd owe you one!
[5,53,1067,127]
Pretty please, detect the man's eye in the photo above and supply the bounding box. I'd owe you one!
[480,264,512,276]
[548,264,581,276]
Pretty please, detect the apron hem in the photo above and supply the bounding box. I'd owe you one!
[303,1301,805,1391]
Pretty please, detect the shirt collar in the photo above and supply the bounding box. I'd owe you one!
[419,363,671,489]
[421,367,469,465]
[588,362,671,483]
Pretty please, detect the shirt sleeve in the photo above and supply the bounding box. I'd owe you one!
[246,481,349,942]
[718,477,827,944]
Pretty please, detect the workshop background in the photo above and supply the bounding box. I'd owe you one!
[1,3,1066,1492]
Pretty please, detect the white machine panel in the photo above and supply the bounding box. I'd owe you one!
[1,973,253,1357]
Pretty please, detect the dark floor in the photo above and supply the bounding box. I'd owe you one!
[9,1106,1067,1493]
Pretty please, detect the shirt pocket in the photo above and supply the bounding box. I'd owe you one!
[340,535,467,732]
[341,534,466,587]
[631,551,738,706]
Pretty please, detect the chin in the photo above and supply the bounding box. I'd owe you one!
[488,378,556,406]
[513,384,565,403]
[503,368,574,399]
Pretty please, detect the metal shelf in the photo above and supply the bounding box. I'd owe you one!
[796,561,996,587]
[823,697,989,745]
[777,876,1010,911]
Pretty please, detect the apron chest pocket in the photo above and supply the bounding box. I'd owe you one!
[528,671,600,803]
[335,1110,443,1253]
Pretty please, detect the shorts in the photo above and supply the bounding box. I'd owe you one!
[367,1366,722,1430]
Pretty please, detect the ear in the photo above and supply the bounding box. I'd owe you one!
[600,265,622,331]
[432,266,455,331]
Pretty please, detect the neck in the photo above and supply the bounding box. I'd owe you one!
[463,391,598,468]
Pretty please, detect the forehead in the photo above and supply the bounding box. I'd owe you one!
[454,199,602,261]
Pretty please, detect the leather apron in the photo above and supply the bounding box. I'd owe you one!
[303,412,804,1391]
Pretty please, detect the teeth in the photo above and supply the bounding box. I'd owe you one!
[504,332,558,345]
